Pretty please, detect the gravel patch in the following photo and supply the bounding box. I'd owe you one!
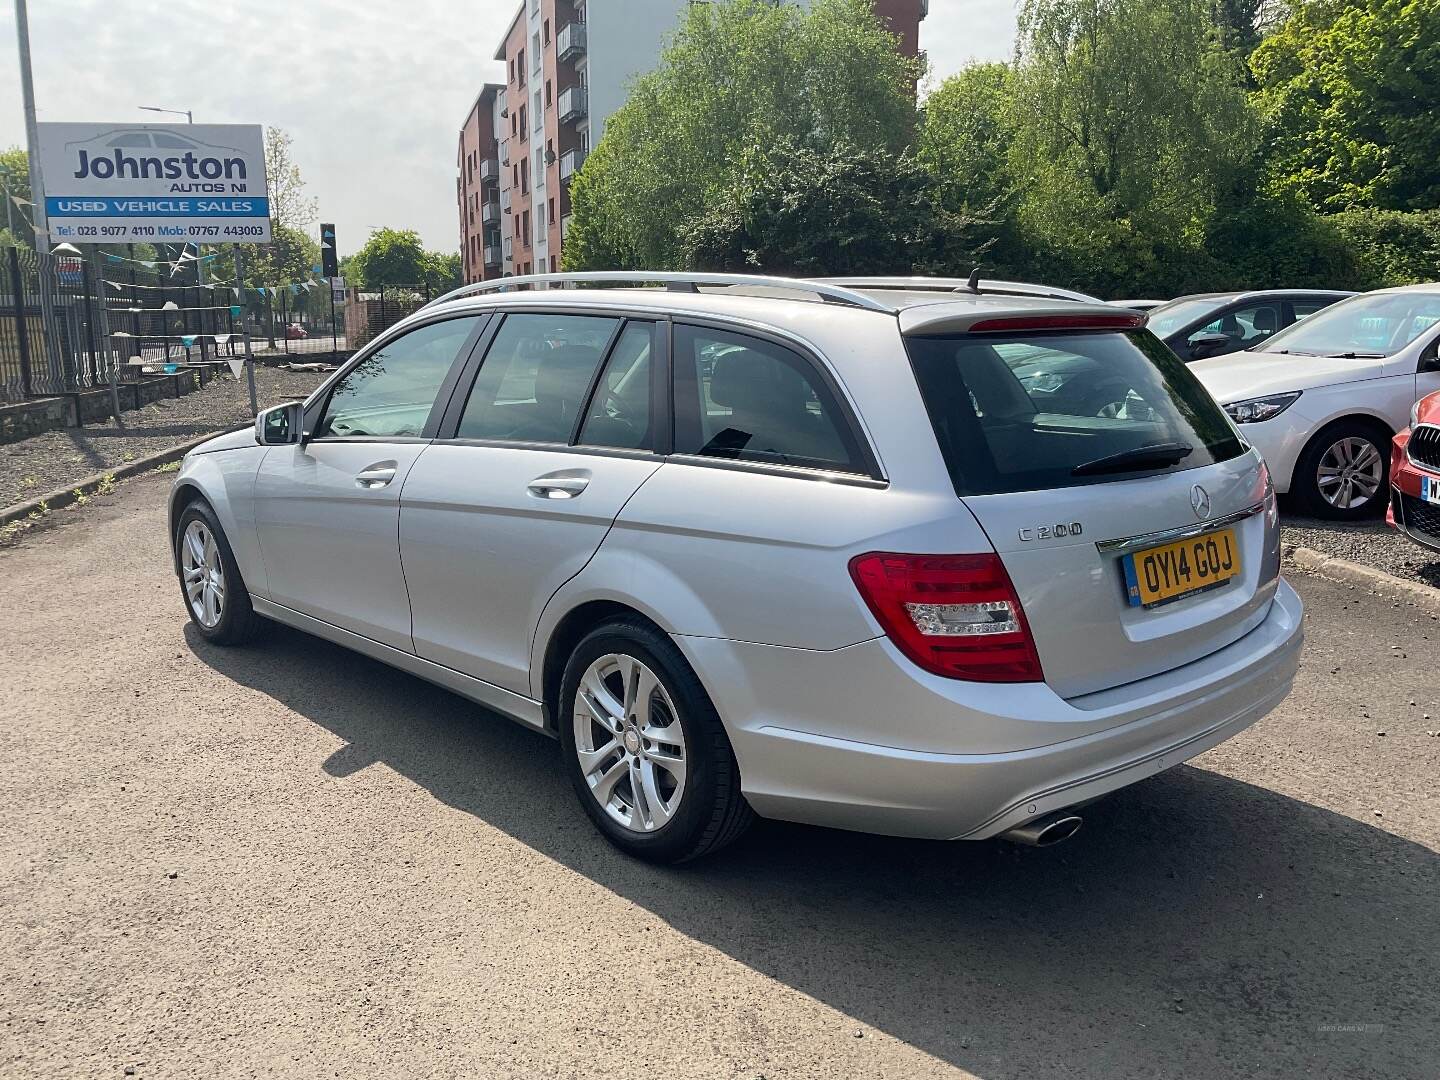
[1282,506,1440,590]
[0,368,326,507]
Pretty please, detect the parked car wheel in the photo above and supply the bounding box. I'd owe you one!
[1292,420,1390,519]
[559,619,752,863]
[175,500,264,645]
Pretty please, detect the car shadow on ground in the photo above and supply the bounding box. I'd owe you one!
[188,623,1438,1080]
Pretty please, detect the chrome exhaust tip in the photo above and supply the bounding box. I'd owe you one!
[1001,812,1083,847]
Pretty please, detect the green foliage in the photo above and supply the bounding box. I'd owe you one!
[679,138,989,275]
[916,63,1015,217]
[564,0,923,271]
[567,0,1439,297]
[1328,209,1440,288]
[1011,0,1252,237]
[348,228,427,287]
[1252,0,1440,212]
[346,229,460,291]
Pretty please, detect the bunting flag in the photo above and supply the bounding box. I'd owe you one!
[8,193,34,208]
[103,278,225,292]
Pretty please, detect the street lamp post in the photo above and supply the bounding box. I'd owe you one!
[138,105,193,124]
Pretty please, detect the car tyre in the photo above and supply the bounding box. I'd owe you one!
[559,618,753,863]
[1292,419,1390,520]
[175,499,264,645]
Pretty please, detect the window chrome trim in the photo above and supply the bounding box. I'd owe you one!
[666,453,889,489]
[1095,500,1266,554]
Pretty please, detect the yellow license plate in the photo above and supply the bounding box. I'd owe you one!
[1123,527,1241,608]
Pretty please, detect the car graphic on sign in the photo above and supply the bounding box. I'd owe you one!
[62,127,254,186]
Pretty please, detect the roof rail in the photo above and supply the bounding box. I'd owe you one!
[814,276,1105,305]
[424,271,897,313]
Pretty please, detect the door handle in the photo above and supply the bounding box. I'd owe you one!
[355,465,397,489]
[527,473,590,499]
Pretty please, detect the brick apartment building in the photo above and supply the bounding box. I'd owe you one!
[457,0,928,284]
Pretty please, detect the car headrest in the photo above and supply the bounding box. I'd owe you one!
[1252,307,1278,332]
[534,345,600,413]
[709,351,807,415]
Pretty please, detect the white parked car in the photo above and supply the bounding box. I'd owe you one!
[1191,285,1440,518]
[170,272,1303,862]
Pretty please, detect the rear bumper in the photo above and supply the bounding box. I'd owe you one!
[677,578,1304,840]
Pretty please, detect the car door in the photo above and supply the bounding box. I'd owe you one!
[400,312,664,695]
[253,314,488,651]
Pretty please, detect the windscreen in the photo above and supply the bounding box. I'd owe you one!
[1260,291,1440,357]
[1146,297,1240,339]
[906,330,1245,496]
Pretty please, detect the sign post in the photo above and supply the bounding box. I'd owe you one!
[321,223,339,359]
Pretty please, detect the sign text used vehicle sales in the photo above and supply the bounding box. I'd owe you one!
[36,123,271,244]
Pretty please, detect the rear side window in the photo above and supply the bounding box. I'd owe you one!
[906,330,1244,496]
[672,324,865,474]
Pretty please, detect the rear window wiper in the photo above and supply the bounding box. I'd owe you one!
[1071,442,1194,477]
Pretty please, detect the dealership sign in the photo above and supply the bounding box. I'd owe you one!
[37,123,271,244]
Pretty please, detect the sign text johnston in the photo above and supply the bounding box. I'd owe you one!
[37,123,271,244]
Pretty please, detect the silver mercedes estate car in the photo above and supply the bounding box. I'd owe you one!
[169,272,1304,863]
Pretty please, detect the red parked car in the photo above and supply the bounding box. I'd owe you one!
[1389,390,1440,554]
[284,324,309,340]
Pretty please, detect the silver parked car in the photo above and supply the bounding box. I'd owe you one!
[170,273,1303,863]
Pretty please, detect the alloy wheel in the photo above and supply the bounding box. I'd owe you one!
[181,519,226,628]
[572,653,688,833]
[1316,436,1383,511]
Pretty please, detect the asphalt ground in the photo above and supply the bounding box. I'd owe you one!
[1,473,1437,1079]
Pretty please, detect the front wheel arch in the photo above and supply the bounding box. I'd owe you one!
[1289,415,1394,517]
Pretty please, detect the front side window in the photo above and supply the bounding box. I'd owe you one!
[907,330,1245,496]
[578,322,654,450]
[672,325,864,473]
[1189,302,1283,350]
[315,317,481,439]
[456,314,616,444]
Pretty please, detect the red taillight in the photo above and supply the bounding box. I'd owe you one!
[848,552,1044,683]
[968,314,1144,332]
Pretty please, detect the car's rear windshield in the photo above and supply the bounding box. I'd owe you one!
[906,330,1246,496]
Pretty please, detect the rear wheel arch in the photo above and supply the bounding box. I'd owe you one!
[540,600,669,733]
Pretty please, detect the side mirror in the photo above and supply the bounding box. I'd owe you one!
[255,401,304,446]
[1188,331,1233,359]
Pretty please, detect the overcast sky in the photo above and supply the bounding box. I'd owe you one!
[0,1,1017,258]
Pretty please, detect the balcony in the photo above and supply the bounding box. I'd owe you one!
[561,214,573,240]
[479,157,499,183]
[500,185,512,213]
[502,235,514,261]
[483,244,502,267]
[557,21,587,62]
[557,85,588,125]
[481,200,500,226]
[559,147,586,182]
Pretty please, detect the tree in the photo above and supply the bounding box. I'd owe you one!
[680,137,989,275]
[1251,0,1440,213]
[1005,0,1255,293]
[564,0,924,270]
[346,229,458,292]
[264,127,317,236]
[1,146,34,249]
